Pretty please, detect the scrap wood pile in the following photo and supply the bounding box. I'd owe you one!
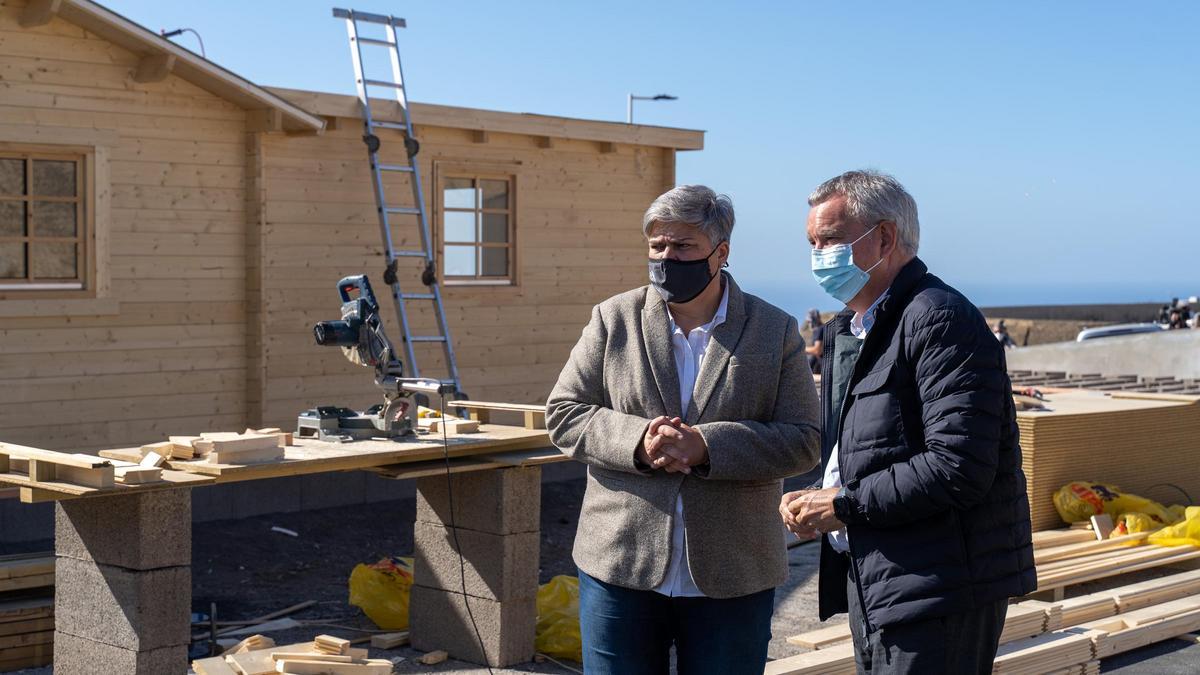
[140,428,293,466]
[193,633,401,675]
[0,553,53,672]
[768,527,1200,675]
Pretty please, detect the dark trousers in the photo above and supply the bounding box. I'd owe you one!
[577,569,775,675]
[846,570,1007,675]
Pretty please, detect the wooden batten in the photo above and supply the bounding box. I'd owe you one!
[248,109,285,134]
[598,141,618,154]
[536,135,555,149]
[19,0,62,27]
[471,129,489,144]
[132,52,176,84]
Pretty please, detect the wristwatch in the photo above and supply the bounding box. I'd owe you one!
[832,487,853,522]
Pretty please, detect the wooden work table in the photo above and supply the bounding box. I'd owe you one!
[0,405,565,673]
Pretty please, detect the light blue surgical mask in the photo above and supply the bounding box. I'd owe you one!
[811,225,884,304]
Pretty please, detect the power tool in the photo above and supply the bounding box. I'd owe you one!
[297,275,452,442]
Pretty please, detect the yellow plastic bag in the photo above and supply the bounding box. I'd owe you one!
[348,556,414,630]
[536,575,582,663]
[1052,482,1179,527]
[1149,506,1200,547]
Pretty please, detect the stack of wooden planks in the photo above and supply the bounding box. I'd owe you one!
[193,635,392,675]
[140,428,291,466]
[1016,390,1200,531]
[771,527,1200,675]
[0,553,54,672]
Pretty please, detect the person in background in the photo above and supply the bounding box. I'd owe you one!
[805,308,825,374]
[782,170,1035,674]
[547,184,822,674]
[993,320,1017,349]
[1169,308,1186,329]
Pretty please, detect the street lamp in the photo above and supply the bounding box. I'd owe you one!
[627,93,677,124]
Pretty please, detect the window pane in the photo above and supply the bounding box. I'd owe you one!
[481,247,508,277]
[481,179,508,209]
[32,160,76,197]
[0,242,24,278]
[31,242,77,279]
[482,213,508,243]
[0,201,25,237]
[443,177,476,209]
[444,210,476,243]
[32,201,77,237]
[0,159,23,196]
[444,245,476,276]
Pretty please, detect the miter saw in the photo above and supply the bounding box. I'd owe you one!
[297,275,453,442]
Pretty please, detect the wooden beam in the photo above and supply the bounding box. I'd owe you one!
[471,129,490,144]
[599,141,618,154]
[247,109,285,133]
[19,0,61,27]
[536,135,555,149]
[132,52,176,83]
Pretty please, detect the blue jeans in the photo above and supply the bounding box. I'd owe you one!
[577,569,775,675]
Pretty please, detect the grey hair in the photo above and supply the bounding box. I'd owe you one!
[642,185,735,244]
[808,170,920,254]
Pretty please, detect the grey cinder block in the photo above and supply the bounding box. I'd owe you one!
[53,631,187,675]
[55,557,191,651]
[413,521,539,601]
[56,489,191,570]
[409,584,536,667]
[416,466,540,535]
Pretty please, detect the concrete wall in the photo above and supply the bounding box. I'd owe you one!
[1006,329,1200,379]
[981,303,1161,323]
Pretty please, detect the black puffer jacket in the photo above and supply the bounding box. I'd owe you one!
[817,257,1036,631]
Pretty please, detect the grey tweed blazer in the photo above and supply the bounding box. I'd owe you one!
[546,274,821,598]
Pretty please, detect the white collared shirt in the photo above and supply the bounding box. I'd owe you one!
[824,292,886,553]
[654,282,729,597]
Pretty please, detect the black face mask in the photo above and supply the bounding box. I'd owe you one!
[648,247,720,304]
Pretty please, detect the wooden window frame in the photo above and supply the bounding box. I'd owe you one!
[0,144,96,299]
[435,170,517,286]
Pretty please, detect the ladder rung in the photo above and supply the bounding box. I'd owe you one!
[401,293,435,300]
[333,8,406,28]
[363,79,404,89]
[410,336,448,343]
[385,206,421,215]
[355,37,395,47]
[377,164,414,172]
[371,120,410,130]
[392,250,427,258]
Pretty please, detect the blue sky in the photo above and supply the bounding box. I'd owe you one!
[106,1,1199,315]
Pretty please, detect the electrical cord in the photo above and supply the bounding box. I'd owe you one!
[439,397,495,675]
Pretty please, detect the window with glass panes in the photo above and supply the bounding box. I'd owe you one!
[440,175,514,282]
[0,152,87,290]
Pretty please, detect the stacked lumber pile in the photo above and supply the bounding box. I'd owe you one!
[193,634,393,675]
[1015,390,1200,531]
[0,553,54,672]
[140,428,292,466]
[770,528,1200,675]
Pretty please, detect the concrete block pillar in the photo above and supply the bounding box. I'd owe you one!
[53,489,192,675]
[411,466,541,667]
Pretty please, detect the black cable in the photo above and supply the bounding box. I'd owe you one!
[439,396,494,674]
[1144,482,1194,506]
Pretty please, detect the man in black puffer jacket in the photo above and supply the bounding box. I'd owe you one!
[782,170,1036,674]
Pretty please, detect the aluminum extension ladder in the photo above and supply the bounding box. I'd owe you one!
[332,7,464,399]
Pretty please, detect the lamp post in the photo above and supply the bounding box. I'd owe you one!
[160,27,207,59]
[627,93,678,124]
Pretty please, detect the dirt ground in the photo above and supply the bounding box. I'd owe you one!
[6,473,1192,673]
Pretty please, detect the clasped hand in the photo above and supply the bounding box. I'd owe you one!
[636,415,708,474]
[779,488,843,540]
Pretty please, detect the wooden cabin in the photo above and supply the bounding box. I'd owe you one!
[0,0,704,451]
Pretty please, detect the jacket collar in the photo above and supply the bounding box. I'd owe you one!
[642,272,748,423]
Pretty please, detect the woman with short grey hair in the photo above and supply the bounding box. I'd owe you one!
[547,184,822,674]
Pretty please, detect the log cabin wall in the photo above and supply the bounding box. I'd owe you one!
[254,92,687,428]
[0,0,251,451]
[0,0,702,449]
